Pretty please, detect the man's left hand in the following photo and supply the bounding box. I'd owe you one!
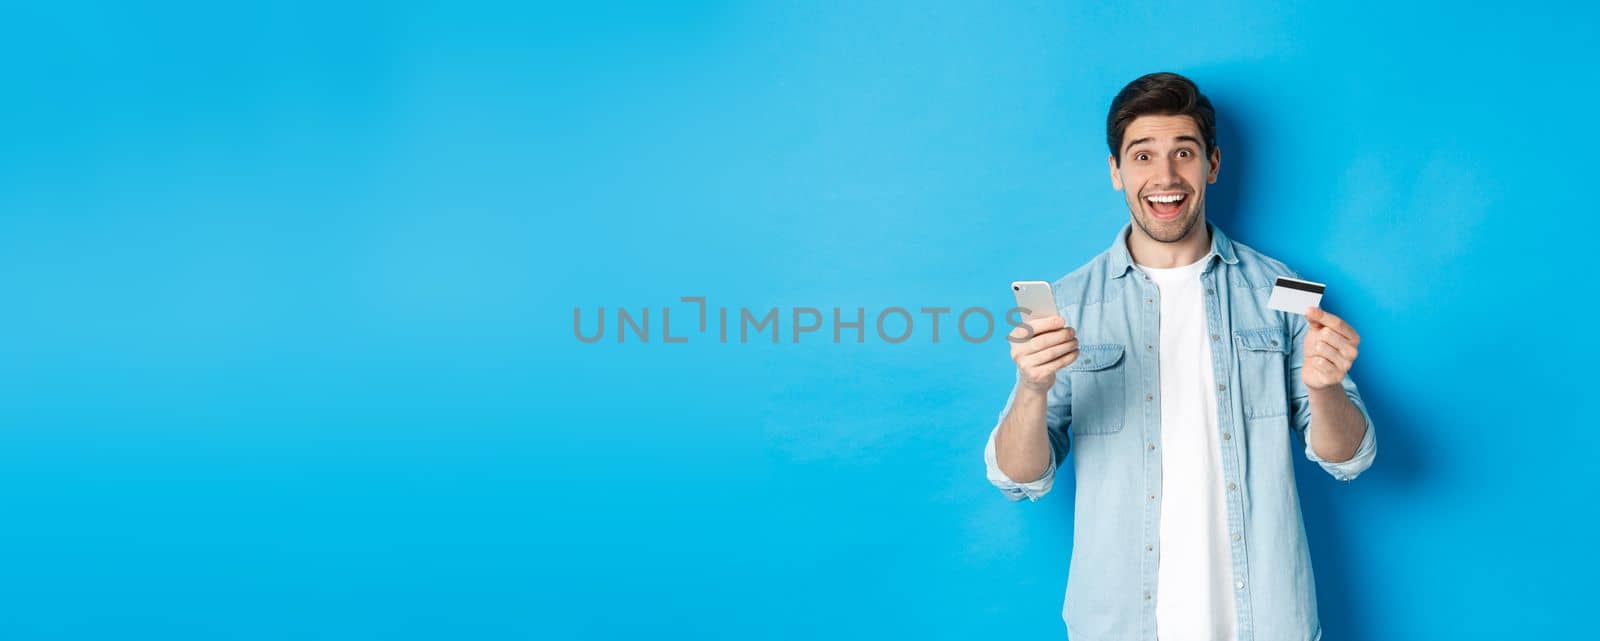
[1303,307,1361,391]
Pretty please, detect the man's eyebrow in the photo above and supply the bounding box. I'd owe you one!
[1122,135,1202,153]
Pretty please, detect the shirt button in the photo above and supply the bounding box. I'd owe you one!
[1144,591,1152,600]
[1270,339,1279,346]
[1228,482,1238,491]
[1146,393,1153,401]
[1148,494,1156,501]
[1146,544,1154,551]
[1146,298,1153,304]
[1217,383,1226,392]
[1232,533,1242,542]
[1206,288,1214,295]
[1210,334,1219,341]
[1223,432,1232,440]
[1147,442,1156,450]
[1236,580,1246,590]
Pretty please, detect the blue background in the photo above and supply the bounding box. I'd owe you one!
[2,2,1592,639]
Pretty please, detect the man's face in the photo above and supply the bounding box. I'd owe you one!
[1108,114,1221,243]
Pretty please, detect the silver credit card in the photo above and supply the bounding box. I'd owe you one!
[1266,276,1325,315]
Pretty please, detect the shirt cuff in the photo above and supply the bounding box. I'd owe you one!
[1304,411,1377,482]
[984,423,1057,501]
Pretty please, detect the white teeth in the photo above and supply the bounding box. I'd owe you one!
[1145,194,1185,204]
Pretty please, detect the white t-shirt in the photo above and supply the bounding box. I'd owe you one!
[1138,256,1238,641]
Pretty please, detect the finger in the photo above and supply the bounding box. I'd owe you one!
[1023,321,1074,344]
[1307,307,1359,344]
[1306,355,1333,378]
[1020,336,1077,364]
[1007,318,1069,342]
[1026,316,1066,333]
[1310,354,1347,377]
[1305,359,1335,387]
[1312,346,1351,372]
[1007,324,1041,342]
[1022,341,1079,368]
[1033,347,1080,372]
[1311,331,1359,360]
[1308,337,1352,368]
[1023,328,1071,352]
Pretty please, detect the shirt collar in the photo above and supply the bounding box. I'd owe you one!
[1107,220,1238,279]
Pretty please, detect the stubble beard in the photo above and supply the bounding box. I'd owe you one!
[1130,197,1204,244]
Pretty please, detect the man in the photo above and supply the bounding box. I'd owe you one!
[984,72,1376,641]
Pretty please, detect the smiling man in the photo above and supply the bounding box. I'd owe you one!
[984,72,1376,641]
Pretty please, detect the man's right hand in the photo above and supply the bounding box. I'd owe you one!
[1009,316,1078,393]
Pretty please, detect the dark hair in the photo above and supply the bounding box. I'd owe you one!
[1106,72,1216,165]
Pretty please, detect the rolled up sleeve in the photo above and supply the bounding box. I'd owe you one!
[985,422,1058,501]
[1288,309,1379,482]
[1299,381,1378,482]
[983,371,1072,501]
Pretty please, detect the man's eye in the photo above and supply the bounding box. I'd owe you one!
[1136,153,1149,161]
[1177,149,1192,158]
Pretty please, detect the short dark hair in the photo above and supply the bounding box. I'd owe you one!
[1106,72,1216,165]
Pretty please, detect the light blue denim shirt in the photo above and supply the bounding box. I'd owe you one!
[983,221,1376,641]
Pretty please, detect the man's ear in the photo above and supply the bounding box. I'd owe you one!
[1207,145,1222,184]
[1108,154,1123,191]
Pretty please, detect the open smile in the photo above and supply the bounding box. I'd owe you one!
[1143,192,1188,220]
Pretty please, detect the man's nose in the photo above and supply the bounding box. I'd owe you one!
[1159,157,1181,184]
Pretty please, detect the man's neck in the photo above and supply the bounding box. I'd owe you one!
[1128,218,1212,268]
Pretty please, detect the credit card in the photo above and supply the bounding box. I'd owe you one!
[1266,276,1325,315]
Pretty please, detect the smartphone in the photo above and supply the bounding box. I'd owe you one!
[1011,280,1060,322]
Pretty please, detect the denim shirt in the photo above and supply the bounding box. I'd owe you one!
[983,222,1376,641]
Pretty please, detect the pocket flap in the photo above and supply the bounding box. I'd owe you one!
[1066,344,1125,372]
[1234,326,1287,353]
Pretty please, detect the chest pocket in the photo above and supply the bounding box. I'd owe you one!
[1064,344,1126,435]
[1234,326,1289,419]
